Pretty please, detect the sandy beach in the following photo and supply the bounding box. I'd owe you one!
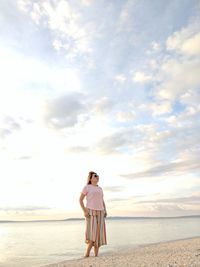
[42,236,200,267]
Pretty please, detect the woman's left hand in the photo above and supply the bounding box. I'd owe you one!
[104,211,107,218]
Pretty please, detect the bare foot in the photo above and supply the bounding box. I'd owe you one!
[94,245,99,257]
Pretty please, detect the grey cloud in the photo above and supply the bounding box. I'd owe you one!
[0,116,21,138]
[96,129,137,154]
[14,156,32,160]
[107,197,130,202]
[172,131,200,163]
[43,93,88,129]
[150,203,200,217]
[0,206,53,211]
[0,128,12,138]
[120,159,200,179]
[65,146,89,153]
[108,194,154,203]
[152,204,185,212]
[103,186,125,192]
[93,97,115,115]
[136,195,200,204]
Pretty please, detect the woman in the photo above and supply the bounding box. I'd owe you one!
[79,171,107,257]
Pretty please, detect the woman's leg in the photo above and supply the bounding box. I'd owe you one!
[84,241,93,257]
[94,244,99,257]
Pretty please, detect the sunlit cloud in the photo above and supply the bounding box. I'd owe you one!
[121,159,200,179]
[132,71,152,83]
[114,74,127,83]
[17,0,95,61]
[0,0,200,220]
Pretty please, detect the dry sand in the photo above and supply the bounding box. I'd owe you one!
[42,237,200,267]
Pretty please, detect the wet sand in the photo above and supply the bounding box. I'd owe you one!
[42,236,200,267]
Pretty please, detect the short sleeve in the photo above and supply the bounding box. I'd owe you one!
[81,185,88,195]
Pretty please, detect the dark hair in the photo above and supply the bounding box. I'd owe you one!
[87,171,97,184]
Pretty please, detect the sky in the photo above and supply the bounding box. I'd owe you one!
[0,0,200,221]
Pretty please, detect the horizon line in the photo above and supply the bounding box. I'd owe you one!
[0,214,200,223]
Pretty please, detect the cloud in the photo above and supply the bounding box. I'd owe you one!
[151,41,161,51]
[17,0,31,12]
[132,71,152,83]
[92,97,115,116]
[81,0,94,6]
[103,186,125,192]
[116,0,135,33]
[116,111,136,122]
[107,197,130,202]
[114,74,126,83]
[0,206,53,211]
[152,21,200,103]
[14,156,32,160]
[154,58,200,101]
[180,89,200,109]
[149,203,200,216]
[65,146,89,153]
[1,0,199,219]
[43,93,88,129]
[143,101,172,116]
[95,129,135,154]
[151,204,185,212]
[136,195,200,204]
[166,23,200,56]
[0,116,21,139]
[17,0,95,61]
[121,159,200,179]
[0,46,82,112]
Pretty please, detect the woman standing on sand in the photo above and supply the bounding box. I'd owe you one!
[79,171,107,257]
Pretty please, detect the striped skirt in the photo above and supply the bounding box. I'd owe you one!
[85,208,107,248]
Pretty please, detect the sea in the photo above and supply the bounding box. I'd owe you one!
[0,216,200,267]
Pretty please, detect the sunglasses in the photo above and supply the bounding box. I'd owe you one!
[93,174,98,177]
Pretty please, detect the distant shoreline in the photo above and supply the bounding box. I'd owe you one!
[0,214,200,223]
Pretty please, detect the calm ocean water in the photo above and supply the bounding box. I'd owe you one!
[0,217,200,267]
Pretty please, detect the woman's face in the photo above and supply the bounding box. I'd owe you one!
[91,173,99,184]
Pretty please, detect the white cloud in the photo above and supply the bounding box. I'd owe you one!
[81,0,93,6]
[92,97,115,116]
[17,0,31,12]
[180,89,200,108]
[150,22,200,103]
[17,0,94,60]
[166,25,200,56]
[149,59,159,69]
[149,101,172,116]
[114,74,126,83]
[0,46,82,120]
[133,71,152,83]
[151,41,160,51]
[117,0,137,32]
[165,102,200,129]
[154,57,200,101]
[116,111,136,122]
[1,0,200,219]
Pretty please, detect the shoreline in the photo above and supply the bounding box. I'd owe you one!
[42,236,200,267]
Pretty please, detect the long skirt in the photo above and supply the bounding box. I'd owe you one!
[85,208,107,248]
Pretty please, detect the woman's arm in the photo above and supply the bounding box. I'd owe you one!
[103,200,107,211]
[103,199,107,217]
[79,193,86,212]
[79,193,89,217]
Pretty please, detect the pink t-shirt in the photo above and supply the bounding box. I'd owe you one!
[81,184,104,210]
